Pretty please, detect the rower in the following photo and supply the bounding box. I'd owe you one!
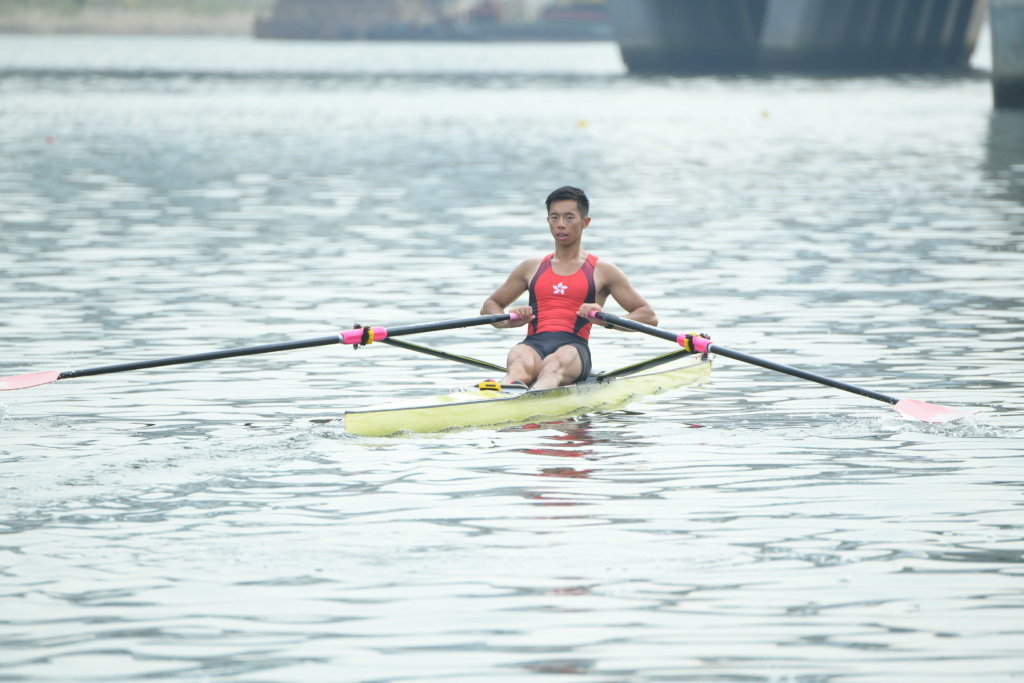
[480,186,658,391]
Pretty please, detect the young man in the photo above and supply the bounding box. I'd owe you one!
[480,186,658,390]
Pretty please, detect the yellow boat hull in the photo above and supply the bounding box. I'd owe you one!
[343,356,711,436]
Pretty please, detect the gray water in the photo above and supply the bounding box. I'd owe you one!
[1,35,1022,682]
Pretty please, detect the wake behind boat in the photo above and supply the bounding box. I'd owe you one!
[343,351,711,436]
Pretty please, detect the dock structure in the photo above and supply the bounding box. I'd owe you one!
[255,0,441,40]
[760,0,987,71]
[252,0,1024,108]
[605,0,987,74]
[602,0,765,73]
[992,0,1024,106]
[254,0,612,41]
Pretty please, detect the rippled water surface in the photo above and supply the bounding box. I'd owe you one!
[2,36,1023,681]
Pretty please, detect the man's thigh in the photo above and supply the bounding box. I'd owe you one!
[540,344,583,383]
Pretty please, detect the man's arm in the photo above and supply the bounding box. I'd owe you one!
[578,261,657,329]
[481,258,537,328]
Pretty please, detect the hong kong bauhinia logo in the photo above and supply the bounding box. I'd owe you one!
[553,282,568,295]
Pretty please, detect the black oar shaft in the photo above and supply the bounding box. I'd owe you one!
[385,314,510,337]
[596,313,679,343]
[56,313,513,382]
[593,311,899,407]
[59,336,341,380]
[703,343,899,406]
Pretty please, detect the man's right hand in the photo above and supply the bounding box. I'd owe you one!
[502,306,533,328]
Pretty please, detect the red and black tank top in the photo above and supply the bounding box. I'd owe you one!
[528,253,598,340]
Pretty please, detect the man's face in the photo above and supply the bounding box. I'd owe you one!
[547,199,591,246]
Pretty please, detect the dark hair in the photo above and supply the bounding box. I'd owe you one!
[545,186,589,217]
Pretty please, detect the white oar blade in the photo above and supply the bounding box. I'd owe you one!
[0,370,61,391]
[895,398,978,423]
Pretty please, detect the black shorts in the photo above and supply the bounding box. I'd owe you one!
[518,331,592,384]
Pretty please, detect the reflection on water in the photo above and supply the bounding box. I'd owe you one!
[512,419,599,460]
[1,36,1023,681]
[986,109,1024,209]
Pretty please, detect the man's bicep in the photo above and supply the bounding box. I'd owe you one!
[601,265,647,312]
[610,282,652,313]
[487,273,529,308]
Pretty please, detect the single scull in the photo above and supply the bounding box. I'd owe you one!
[343,350,710,436]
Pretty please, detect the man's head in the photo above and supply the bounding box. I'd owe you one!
[545,186,589,218]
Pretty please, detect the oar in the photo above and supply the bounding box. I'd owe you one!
[0,313,517,392]
[591,311,976,424]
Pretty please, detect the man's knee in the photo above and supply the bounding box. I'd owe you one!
[509,345,540,366]
[506,345,542,381]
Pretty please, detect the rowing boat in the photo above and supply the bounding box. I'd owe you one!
[342,351,711,436]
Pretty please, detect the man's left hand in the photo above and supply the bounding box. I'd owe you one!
[578,304,609,327]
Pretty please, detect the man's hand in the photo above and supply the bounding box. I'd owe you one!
[502,306,533,328]
[578,304,611,328]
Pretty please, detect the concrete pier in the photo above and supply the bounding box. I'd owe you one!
[992,0,1024,107]
[605,0,987,74]
[760,0,987,71]
[605,0,766,73]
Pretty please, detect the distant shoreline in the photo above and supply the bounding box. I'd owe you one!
[0,7,264,36]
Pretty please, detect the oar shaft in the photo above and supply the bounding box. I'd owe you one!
[700,343,899,405]
[592,311,900,406]
[593,313,679,343]
[13,313,515,386]
[382,313,513,339]
[60,335,342,380]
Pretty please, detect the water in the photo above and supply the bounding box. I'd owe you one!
[1,35,1022,681]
